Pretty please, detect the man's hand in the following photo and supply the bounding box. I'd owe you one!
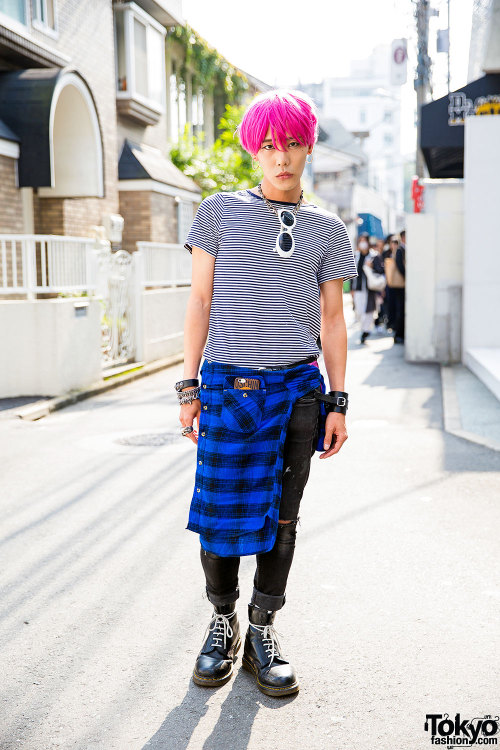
[319,412,348,459]
[180,399,201,445]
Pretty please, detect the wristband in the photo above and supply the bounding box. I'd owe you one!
[314,390,349,414]
[175,378,199,392]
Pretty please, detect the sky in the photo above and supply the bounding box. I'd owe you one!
[181,0,474,156]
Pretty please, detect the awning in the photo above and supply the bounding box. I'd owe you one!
[118,139,201,195]
[420,73,500,178]
[358,213,384,240]
[0,67,103,195]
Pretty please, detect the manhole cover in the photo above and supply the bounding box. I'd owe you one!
[116,431,184,447]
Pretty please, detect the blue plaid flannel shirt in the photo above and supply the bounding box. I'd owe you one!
[186,358,327,557]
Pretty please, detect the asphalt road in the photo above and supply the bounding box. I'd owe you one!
[1,308,499,750]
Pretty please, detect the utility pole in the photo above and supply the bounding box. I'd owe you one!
[447,0,451,93]
[414,0,432,177]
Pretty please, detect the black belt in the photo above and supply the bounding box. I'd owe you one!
[254,355,318,371]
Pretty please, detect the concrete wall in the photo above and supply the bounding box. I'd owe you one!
[139,287,190,362]
[462,115,500,401]
[0,299,102,397]
[406,179,464,364]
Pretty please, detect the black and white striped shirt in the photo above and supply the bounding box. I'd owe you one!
[184,189,357,367]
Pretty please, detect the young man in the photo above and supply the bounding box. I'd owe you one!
[177,89,357,697]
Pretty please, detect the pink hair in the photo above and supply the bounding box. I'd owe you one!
[236,89,319,156]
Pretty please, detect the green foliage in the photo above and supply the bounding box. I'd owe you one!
[171,24,249,101]
[170,104,255,196]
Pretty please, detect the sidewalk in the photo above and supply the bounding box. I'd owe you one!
[0,302,498,749]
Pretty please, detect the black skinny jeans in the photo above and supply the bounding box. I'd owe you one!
[200,390,320,612]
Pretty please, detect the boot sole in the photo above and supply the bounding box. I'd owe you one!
[241,655,300,697]
[192,636,241,687]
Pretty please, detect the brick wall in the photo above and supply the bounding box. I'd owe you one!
[0,156,23,233]
[150,192,178,244]
[119,191,151,252]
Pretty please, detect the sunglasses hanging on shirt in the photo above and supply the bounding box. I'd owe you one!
[257,182,303,259]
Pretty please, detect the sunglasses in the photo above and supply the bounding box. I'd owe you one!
[275,209,297,258]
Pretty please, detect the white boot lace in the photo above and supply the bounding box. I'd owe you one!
[251,623,284,666]
[204,610,235,650]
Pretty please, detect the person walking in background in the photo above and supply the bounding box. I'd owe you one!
[374,236,389,330]
[384,234,401,333]
[392,230,406,344]
[352,232,385,344]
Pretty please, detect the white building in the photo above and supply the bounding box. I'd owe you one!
[303,44,405,231]
[406,0,500,402]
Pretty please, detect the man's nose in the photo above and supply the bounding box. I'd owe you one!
[276,149,290,166]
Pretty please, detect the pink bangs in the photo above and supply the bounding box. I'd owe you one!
[236,89,319,156]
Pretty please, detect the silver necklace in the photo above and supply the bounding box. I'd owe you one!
[257,182,304,217]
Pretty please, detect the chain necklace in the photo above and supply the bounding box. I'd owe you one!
[257,182,304,218]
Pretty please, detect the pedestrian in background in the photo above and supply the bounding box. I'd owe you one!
[392,230,406,344]
[352,232,385,344]
[384,234,401,333]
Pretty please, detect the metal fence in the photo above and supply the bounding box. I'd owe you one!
[0,234,96,298]
[136,241,191,287]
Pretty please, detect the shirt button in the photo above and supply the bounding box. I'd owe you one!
[197,488,200,492]
[199,460,202,465]
[203,405,207,410]
[243,393,248,398]
[201,431,206,437]
[203,384,207,389]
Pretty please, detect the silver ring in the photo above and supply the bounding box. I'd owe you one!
[181,426,194,436]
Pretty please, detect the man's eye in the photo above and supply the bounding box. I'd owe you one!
[289,141,300,147]
[263,144,274,150]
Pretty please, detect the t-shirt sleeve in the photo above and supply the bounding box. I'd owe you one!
[183,194,221,258]
[318,217,358,284]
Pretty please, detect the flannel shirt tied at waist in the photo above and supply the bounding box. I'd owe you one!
[186,358,326,557]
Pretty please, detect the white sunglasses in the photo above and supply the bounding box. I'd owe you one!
[275,209,297,258]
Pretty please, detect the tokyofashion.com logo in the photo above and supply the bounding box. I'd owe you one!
[424,714,499,746]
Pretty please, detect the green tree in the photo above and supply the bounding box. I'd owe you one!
[170,104,255,197]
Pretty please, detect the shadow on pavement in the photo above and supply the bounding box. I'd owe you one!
[143,666,297,750]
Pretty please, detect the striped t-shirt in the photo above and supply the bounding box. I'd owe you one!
[184,188,357,368]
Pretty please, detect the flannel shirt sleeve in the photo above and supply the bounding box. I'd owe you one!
[184,194,221,258]
[318,216,358,284]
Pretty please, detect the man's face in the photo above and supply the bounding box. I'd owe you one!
[254,126,311,192]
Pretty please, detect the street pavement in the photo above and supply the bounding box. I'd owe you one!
[1,301,499,750]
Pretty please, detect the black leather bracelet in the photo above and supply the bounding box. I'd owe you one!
[175,378,199,392]
[314,390,349,414]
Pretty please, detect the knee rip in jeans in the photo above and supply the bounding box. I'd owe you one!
[276,518,299,540]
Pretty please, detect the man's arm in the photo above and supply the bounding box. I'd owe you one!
[182,246,215,379]
[179,246,214,445]
[319,277,349,458]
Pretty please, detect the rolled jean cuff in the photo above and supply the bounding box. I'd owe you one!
[251,586,286,611]
[205,585,240,606]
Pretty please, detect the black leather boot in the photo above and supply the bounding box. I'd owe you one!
[192,602,241,687]
[242,603,299,697]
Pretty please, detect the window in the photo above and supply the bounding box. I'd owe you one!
[169,66,179,143]
[359,109,366,124]
[114,2,166,122]
[383,132,393,146]
[0,0,26,23]
[383,109,392,123]
[191,85,204,135]
[32,0,55,30]
[178,200,194,244]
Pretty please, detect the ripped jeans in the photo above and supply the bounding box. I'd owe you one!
[200,389,320,611]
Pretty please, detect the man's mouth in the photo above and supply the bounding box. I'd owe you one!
[276,173,293,178]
